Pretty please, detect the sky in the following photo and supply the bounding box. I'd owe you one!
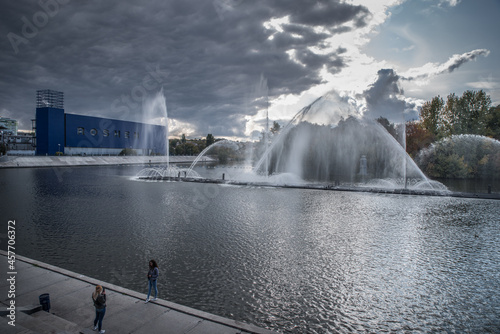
[0,0,499,140]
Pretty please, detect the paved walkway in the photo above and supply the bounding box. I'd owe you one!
[0,251,276,334]
[0,155,213,168]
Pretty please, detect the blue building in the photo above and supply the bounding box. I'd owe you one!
[35,90,167,156]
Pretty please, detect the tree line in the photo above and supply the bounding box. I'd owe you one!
[419,90,499,141]
[168,133,215,156]
[383,89,500,179]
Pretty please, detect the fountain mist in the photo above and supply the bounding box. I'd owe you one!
[142,88,169,161]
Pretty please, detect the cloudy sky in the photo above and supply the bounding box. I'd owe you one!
[1,0,498,140]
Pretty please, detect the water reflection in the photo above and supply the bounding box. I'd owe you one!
[0,166,498,333]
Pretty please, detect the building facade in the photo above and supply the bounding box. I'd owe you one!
[35,90,167,156]
[0,117,18,135]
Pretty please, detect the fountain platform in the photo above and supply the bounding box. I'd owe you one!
[137,176,500,200]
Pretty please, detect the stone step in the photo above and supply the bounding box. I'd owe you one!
[0,304,42,316]
[0,315,37,334]
[17,310,81,334]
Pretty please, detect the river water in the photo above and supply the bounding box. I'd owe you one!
[1,165,499,333]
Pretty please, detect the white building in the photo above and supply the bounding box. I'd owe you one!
[0,117,18,135]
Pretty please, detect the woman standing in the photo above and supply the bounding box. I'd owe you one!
[145,260,159,303]
[92,285,106,333]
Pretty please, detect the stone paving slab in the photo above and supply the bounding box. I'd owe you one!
[0,251,276,334]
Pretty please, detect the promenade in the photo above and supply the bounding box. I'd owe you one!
[0,155,213,168]
[0,251,276,334]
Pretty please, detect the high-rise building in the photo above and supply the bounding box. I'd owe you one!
[36,89,64,109]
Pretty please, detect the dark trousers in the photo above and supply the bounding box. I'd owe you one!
[94,307,106,330]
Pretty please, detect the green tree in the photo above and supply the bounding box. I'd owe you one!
[457,90,491,135]
[419,96,444,137]
[376,117,399,140]
[485,105,500,140]
[181,134,186,144]
[441,93,461,136]
[440,90,492,136]
[206,133,215,147]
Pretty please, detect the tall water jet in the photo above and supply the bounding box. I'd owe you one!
[136,90,201,179]
[142,88,169,163]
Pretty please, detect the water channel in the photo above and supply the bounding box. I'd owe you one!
[0,165,499,333]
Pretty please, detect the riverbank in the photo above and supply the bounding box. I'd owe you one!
[0,251,275,334]
[0,155,214,168]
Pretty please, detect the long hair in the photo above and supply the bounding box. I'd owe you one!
[149,259,158,268]
[92,285,103,300]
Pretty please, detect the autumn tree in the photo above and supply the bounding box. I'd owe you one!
[405,121,435,158]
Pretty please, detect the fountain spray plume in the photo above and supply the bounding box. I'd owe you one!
[136,89,202,179]
[142,88,169,164]
[252,90,445,190]
[253,96,324,174]
[186,139,239,174]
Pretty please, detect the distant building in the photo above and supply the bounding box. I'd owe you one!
[0,116,18,135]
[4,131,35,154]
[35,90,167,156]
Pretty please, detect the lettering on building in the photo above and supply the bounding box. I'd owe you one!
[76,127,139,139]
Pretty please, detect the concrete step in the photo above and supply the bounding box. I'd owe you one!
[0,304,42,316]
[0,315,38,334]
[17,310,81,334]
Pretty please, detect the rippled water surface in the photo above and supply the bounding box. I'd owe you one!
[1,166,499,333]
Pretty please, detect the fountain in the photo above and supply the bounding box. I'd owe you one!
[250,93,442,191]
[187,139,238,172]
[137,90,201,179]
[141,88,169,159]
[137,91,462,196]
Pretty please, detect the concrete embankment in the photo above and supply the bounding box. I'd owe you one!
[0,155,213,168]
[0,251,276,334]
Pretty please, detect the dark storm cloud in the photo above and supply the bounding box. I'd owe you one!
[0,0,370,137]
[361,69,417,122]
[270,0,370,28]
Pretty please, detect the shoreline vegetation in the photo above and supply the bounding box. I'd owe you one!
[374,90,499,180]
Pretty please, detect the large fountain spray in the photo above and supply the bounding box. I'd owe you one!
[137,90,446,192]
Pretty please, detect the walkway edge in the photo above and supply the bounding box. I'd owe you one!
[0,250,276,334]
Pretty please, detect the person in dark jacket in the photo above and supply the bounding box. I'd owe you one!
[145,259,159,303]
[92,285,106,333]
